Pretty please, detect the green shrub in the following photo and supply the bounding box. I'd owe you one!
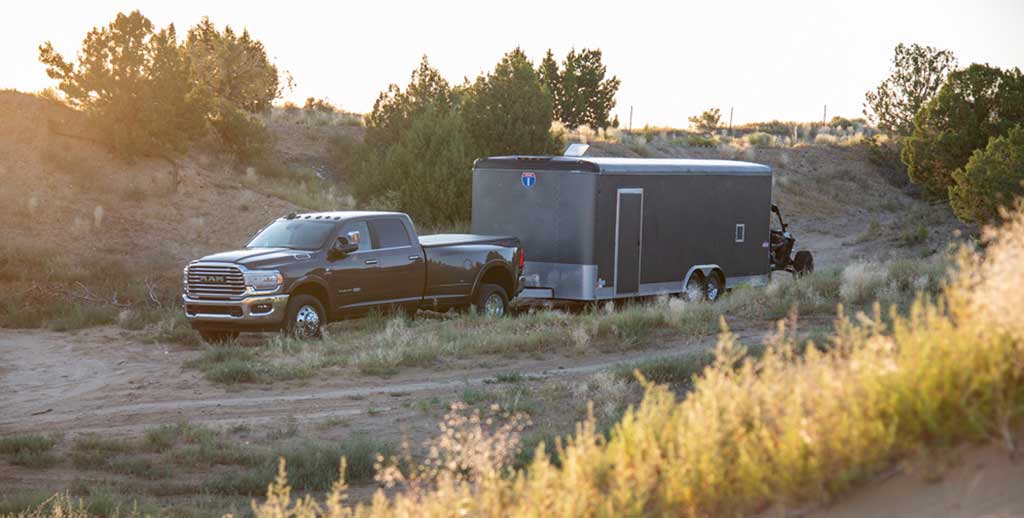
[47,303,119,332]
[746,132,775,147]
[38,11,203,158]
[38,11,281,161]
[210,100,275,164]
[326,132,362,180]
[899,222,929,246]
[684,134,717,148]
[463,47,559,157]
[950,124,1024,224]
[0,435,59,469]
[864,43,957,136]
[902,64,1024,198]
[353,50,559,226]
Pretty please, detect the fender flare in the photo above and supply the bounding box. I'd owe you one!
[288,275,333,308]
[471,260,516,297]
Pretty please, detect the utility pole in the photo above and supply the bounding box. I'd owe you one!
[823,104,827,126]
[628,106,633,133]
[728,106,734,136]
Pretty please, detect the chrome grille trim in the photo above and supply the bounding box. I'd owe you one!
[186,263,245,299]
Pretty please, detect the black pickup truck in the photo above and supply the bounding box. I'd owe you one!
[182,211,524,342]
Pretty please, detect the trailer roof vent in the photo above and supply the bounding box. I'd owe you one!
[563,143,590,157]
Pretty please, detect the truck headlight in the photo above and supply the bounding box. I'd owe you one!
[245,270,283,292]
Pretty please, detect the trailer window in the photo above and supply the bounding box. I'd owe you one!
[371,218,412,248]
[735,224,746,243]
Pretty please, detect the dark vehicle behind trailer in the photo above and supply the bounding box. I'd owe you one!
[183,211,523,342]
[471,156,782,302]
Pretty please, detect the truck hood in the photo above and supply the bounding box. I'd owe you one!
[196,248,315,269]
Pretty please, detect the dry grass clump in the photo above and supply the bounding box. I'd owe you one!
[839,256,946,306]
[249,205,1024,517]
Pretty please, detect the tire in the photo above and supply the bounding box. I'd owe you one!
[794,251,814,277]
[199,330,239,344]
[705,271,725,302]
[684,272,706,302]
[284,294,326,339]
[473,283,508,318]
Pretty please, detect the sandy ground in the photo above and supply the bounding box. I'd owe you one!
[0,326,764,438]
[756,445,1024,518]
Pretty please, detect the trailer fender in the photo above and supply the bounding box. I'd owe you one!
[683,265,724,290]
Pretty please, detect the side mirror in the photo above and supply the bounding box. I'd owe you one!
[329,236,359,259]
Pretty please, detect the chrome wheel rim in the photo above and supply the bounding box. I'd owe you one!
[685,278,704,302]
[294,305,321,338]
[707,281,720,301]
[483,293,505,317]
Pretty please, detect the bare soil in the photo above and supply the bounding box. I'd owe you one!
[759,444,1024,517]
[0,326,764,438]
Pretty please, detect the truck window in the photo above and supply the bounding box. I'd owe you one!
[371,219,411,248]
[339,221,372,252]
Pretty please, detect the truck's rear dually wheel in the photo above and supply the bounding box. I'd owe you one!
[474,283,508,317]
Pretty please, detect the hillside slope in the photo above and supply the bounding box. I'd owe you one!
[0,90,299,277]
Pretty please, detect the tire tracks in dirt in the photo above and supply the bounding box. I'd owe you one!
[0,327,768,436]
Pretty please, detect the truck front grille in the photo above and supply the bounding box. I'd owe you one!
[186,264,245,299]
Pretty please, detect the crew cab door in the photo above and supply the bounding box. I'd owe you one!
[369,217,425,311]
[325,220,379,315]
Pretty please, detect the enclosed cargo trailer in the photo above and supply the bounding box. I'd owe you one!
[471,156,774,301]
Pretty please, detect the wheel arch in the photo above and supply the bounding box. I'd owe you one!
[289,278,331,316]
[683,264,724,288]
[473,262,516,299]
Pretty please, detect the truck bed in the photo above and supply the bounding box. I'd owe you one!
[419,234,518,248]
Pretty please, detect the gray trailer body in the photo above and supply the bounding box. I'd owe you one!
[471,156,773,301]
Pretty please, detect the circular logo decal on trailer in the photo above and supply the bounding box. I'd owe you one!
[521,172,537,188]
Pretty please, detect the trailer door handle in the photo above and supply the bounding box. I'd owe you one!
[364,259,378,265]
[409,255,422,262]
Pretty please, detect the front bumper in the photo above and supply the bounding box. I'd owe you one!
[183,294,290,325]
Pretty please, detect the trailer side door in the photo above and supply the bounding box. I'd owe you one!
[615,188,643,295]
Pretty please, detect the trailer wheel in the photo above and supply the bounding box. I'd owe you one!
[684,272,706,302]
[474,284,509,318]
[705,271,725,302]
[794,251,814,277]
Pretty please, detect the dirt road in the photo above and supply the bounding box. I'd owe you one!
[0,326,764,438]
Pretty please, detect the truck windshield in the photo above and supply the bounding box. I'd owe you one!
[246,220,336,251]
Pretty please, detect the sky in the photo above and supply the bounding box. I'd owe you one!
[2,0,1022,127]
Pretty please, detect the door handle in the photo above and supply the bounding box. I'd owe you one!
[364,259,378,265]
[409,255,422,261]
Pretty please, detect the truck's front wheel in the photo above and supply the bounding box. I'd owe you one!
[285,295,325,339]
[474,284,508,318]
